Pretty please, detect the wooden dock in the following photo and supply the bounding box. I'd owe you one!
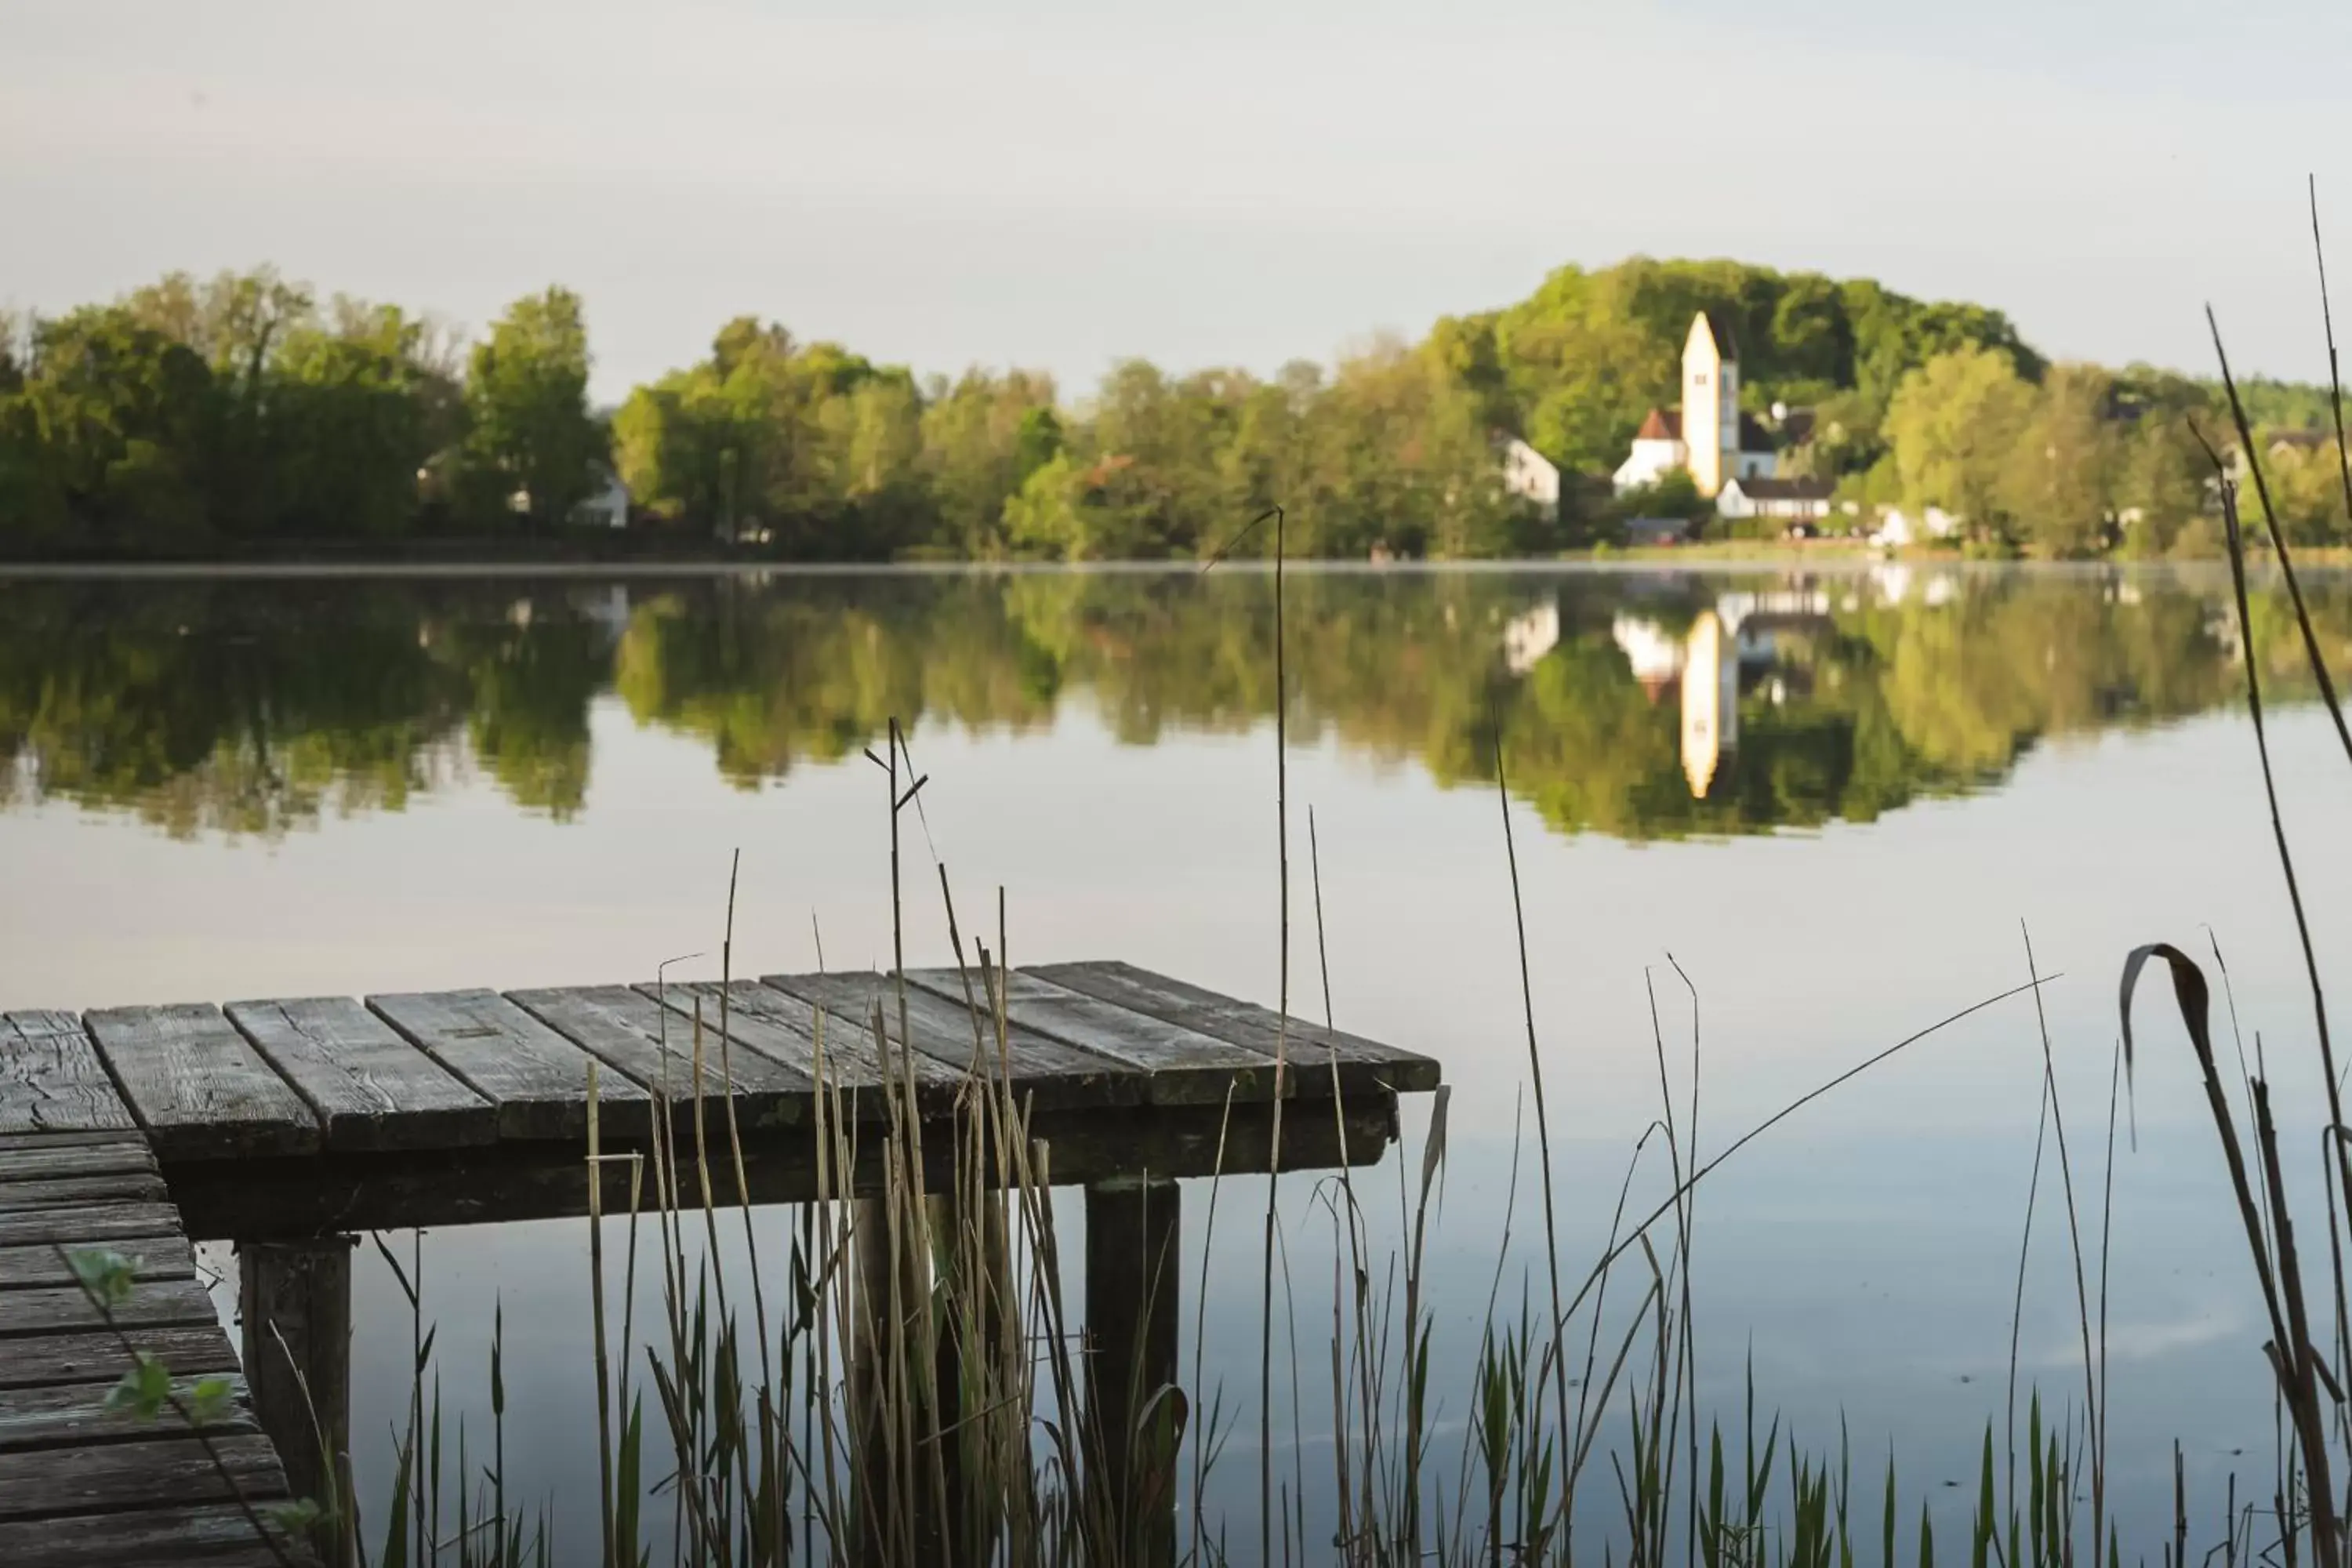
[0,962,1442,1566]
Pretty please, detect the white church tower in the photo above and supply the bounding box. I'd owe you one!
[1680,313,1740,499]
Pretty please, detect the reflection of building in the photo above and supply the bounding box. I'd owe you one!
[1503,601,1559,674]
[1680,611,1737,798]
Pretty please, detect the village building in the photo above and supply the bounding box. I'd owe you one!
[1612,313,1784,499]
[1717,475,1835,524]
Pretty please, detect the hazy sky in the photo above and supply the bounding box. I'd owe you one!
[6,0,2351,402]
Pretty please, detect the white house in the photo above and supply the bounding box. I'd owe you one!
[1499,437,1562,510]
[572,469,631,529]
[1716,476,1834,523]
[1612,313,1782,496]
[1871,505,1960,547]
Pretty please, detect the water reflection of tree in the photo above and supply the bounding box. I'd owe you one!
[2,570,2343,841]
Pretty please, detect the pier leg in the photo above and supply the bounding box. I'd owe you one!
[1085,1174,1181,1568]
[239,1236,354,1566]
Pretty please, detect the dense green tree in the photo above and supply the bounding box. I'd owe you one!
[1999,365,2122,555]
[1885,346,2036,532]
[463,287,604,529]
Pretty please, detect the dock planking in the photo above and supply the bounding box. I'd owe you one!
[83,1006,320,1161]
[0,1377,257,1454]
[369,989,653,1140]
[226,996,495,1153]
[510,984,814,1130]
[0,1171,171,1213]
[0,1432,289,1523]
[1028,960,1443,1097]
[0,1323,240,1391]
[0,1278,220,1341]
[0,1503,302,1566]
[0,1202,184,1249]
[644,978,968,1115]
[0,1235,197,1291]
[0,1014,140,1137]
[764,971,1149,1112]
[902,967,1279,1105]
[0,1138,156,1184]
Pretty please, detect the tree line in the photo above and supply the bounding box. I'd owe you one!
[2,260,2342,557]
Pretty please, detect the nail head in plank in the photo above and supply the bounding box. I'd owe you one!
[0,1140,156,1184]
[368,989,652,1140]
[0,1432,288,1523]
[0,1203,183,1249]
[0,1323,238,1390]
[763,972,1149,1111]
[643,979,964,1116]
[0,1502,304,1566]
[0,1277,220,1341]
[0,1014,138,1137]
[225,997,495,1153]
[1026,961,1443,1094]
[83,1005,320,1160]
[0,1235,198,1292]
[510,985,811,1130]
[0,1171,171,1213]
[0,1376,256,1454]
[902,968,1279,1105]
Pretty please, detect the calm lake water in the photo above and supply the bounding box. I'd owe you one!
[5,561,2350,1559]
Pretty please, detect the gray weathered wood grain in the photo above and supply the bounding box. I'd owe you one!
[510,985,813,1130]
[763,972,1149,1111]
[225,997,495,1153]
[903,967,1279,1105]
[0,1140,155,1185]
[368,989,652,1140]
[83,1006,320,1161]
[0,1014,137,1137]
[0,1278,220,1341]
[0,1171,171,1213]
[0,1376,256,1454]
[0,1502,299,1566]
[0,1323,238,1390]
[0,1432,287,1522]
[643,979,964,1116]
[0,1236,198,1292]
[1027,961,1443,1096]
[0,1203,183,1249]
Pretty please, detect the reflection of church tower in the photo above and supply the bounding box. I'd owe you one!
[1680,610,1737,798]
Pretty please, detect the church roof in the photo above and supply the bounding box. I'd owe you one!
[1694,310,1740,361]
[1636,408,1682,441]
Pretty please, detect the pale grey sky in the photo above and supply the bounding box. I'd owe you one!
[5,0,2350,401]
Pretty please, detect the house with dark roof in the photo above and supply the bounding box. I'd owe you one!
[1716,475,1835,524]
[1611,312,1783,499]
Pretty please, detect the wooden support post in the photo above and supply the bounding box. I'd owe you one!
[1085,1174,1181,1568]
[239,1236,354,1566]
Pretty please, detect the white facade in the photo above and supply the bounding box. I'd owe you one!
[1499,438,1561,508]
[1613,434,1688,493]
[1872,505,1960,547]
[1715,477,1831,522]
[572,470,631,530]
[1503,601,1559,675]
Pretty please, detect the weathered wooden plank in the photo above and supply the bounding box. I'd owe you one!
[83,1006,320,1161]
[0,1170,171,1212]
[171,1094,1400,1240]
[0,1129,153,1153]
[0,1014,137,1137]
[225,996,495,1153]
[763,972,1149,1111]
[641,979,964,1116]
[0,1503,300,1566]
[0,1376,256,1454]
[0,1203,182,1249]
[0,1235,198,1291]
[1026,962,1444,1095]
[0,1277,220,1341]
[903,967,1279,1105]
[0,1323,238,1389]
[368,989,652,1140]
[0,1432,287,1522]
[0,1139,155,1184]
[510,985,812,1130]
